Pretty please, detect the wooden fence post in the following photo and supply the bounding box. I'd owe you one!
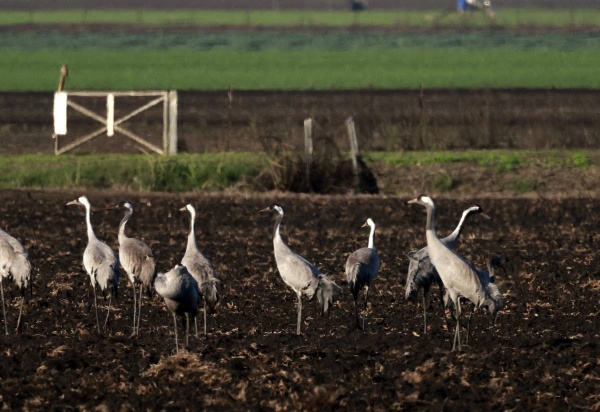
[304,118,313,186]
[346,116,359,176]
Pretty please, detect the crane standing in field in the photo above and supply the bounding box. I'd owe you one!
[405,204,490,334]
[180,204,220,337]
[261,204,341,335]
[345,218,380,331]
[0,228,32,335]
[154,264,198,352]
[67,196,119,334]
[113,201,156,337]
[407,194,498,351]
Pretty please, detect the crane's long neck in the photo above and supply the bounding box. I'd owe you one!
[444,209,470,246]
[367,223,375,249]
[186,210,198,254]
[273,213,284,242]
[84,204,97,242]
[425,203,436,236]
[118,209,132,244]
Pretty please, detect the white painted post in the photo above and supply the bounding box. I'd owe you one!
[106,93,114,137]
[346,116,359,176]
[167,90,178,154]
[303,118,313,185]
[53,92,68,136]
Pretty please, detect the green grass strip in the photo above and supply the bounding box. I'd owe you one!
[1,48,599,91]
[0,153,268,192]
[0,9,599,28]
[0,151,589,192]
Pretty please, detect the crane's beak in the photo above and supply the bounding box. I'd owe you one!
[66,199,81,207]
[179,206,187,212]
[481,212,492,220]
[406,198,418,205]
[106,203,120,210]
[258,206,271,213]
[361,221,369,228]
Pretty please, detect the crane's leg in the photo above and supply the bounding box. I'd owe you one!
[422,292,427,335]
[203,299,207,337]
[136,284,143,335]
[296,291,302,335]
[131,282,137,337]
[194,316,198,338]
[172,312,179,353]
[104,294,112,332]
[363,286,369,332]
[438,283,451,332]
[353,297,360,330]
[452,299,462,352]
[465,304,475,345]
[93,286,100,334]
[1,281,7,336]
[15,295,24,334]
[185,313,190,349]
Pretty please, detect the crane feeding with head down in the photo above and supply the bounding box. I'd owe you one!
[261,204,341,335]
[67,196,119,334]
[0,227,32,335]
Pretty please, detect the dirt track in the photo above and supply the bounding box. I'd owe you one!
[0,189,598,410]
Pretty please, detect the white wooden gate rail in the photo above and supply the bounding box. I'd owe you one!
[53,90,178,155]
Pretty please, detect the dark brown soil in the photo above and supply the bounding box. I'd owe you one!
[2,89,600,155]
[0,189,598,410]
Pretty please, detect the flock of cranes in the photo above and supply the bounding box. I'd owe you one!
[0,194,503,352]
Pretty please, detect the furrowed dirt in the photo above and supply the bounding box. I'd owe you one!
[0,189,597,410]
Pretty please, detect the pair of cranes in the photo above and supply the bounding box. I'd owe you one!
[66,196,219,352]
[264,195,502,352]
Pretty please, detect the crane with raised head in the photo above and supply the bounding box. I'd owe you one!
[154,264,198,353]
[67,196,119,334]
[261,204,341,335]
[180,204,220,337]
[345,218,380,331]
[113,201,156,337]
[405,204,490,334]
[0,228,32,335]
[407,194,497,351]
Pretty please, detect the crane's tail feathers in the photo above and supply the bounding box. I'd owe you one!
[200,278,220,312]
[315,275,342,316]
[11,253,32,295]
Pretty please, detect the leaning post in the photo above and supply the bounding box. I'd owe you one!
[303,118,313,187]
[346,116,359,176]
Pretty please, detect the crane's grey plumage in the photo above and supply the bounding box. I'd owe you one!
[345,218,380,331]
[154,264,198,352]
[114,201,156,337]
[408,195,497,351]
[262,204,341,335]
[405,205,490,334]
[0,228,32,335]
[67,196,119,334]
[180,204,220,337]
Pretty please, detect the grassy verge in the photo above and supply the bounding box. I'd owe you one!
[0,150,591,193]
[0,9,599,28]
[1,48,599,91]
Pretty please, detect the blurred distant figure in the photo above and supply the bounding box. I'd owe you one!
[351,0,368,11]
[457,0,494,17]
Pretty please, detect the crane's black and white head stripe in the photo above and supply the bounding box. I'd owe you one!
[406,194,434,207]
[66,195,91,208]
[465,204,491,220]
[260,204,284,215]
[119,201,134,212]
[180,204,196,215]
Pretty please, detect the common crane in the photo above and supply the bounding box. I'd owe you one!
[261,204,341,335]
[154,264,198,353]
[407,194,497,351]
[113,201,156,337]
[180,204,220,337]
[0,228,32,335]
[67,196,119,334]
[345,218,380,331]
[405,205,490,334]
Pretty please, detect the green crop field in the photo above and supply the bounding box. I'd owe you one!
[1,9,599,28]
[1,48,598,91]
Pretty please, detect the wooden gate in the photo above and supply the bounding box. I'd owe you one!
[53,90,178,155]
